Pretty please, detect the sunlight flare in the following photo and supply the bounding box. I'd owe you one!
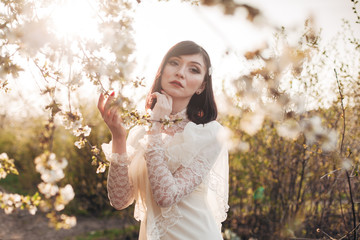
[50,0,99,39]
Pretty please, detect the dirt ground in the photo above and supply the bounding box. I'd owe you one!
[0,210,127,240]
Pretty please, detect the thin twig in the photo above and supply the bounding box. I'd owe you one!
[85,138,106,164]
[345,170,357,239]
[320,168,342,179]
[334,69,346,154]
[338,222,360,240]
[335,68,357,240]
[68,63,72,113]
[317,228,337,240]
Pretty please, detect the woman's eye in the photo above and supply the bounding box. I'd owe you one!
[169,60,179,66]
[190,67,200,74]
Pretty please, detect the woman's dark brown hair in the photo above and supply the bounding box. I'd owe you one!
[145,41,217,124]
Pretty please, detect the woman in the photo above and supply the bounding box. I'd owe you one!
[98,41,229,240]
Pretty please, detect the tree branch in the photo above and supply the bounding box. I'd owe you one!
[335,68,356,240]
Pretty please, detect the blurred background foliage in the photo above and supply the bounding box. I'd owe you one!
[1,0,360,239]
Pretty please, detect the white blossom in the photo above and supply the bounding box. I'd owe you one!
[321,130,338,152]
[15,20,52,57]
[342,158,353,171]
[74,140,85,149]
[55,201,65,211]
[277,119,301,140]
[28,206,37,215]
[59,184,75,203]
[300,116,338,152]
[4,206,14,214]
[301,116,324,144]
[44,169,64,183]
[35,153,68,184]
[38,182,59,198]
[73,125,91,137]
[240,111,265,136]
[60,214,77,228]
[96,163,107,174]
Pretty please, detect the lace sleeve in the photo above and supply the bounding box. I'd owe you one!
[103,143,134,210]
[144,134,220,208]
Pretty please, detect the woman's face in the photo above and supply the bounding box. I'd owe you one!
[160,54,206,103]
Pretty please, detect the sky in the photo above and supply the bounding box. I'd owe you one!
[1,0,359,119]
[132,0,358,86]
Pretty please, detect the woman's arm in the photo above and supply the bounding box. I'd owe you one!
[98,93,134,210]
[106,149,134,210]
[144,131,221,208]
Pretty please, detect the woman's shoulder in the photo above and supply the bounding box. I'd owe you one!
[180,120,226,148]
[184,120,224,135]
[127,125,146,144]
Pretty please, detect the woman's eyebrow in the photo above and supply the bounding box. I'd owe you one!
[190,61,202,67]
[175,56,203,67]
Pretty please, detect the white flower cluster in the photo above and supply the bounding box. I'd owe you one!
[0,193,22,214]
[223,228,241,240]
[58,111,83,131]
[11,19,53,57]
[58,110,91,149]
[218,127,250,153]
[35,153,68,184]
[0,152,18,179]
[238,109,338,152]
[54,184,75,211]
[47,212,77,230]
[0,153,41,215]
[35,153,74,201]
[300,116,338,152]
[96,162,107,174]
[34,152,75,227]
[276,119,302,140]
[276,116,338,152]
[0,192,39,215]
[59,111,91,137]
[59,214,77,229]
[73,125,91,137]
[38,182,59,198]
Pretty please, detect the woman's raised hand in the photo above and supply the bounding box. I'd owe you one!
[98,92,126,139]
[151,90,173,121]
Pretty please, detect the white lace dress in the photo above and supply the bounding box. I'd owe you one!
[102,110,229,240]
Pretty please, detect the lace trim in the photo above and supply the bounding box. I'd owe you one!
[206,170,229,225]
[101,142,130,166]
[148,205,182,239]
[164,122,229,229]
[102,142,134,210]
[169,108,187,121]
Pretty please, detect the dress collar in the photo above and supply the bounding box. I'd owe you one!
[169,108,188,121]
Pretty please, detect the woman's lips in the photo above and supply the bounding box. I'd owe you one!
[170,80,183,88]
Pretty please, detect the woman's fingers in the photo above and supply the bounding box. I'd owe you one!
[151,91,172,120]
[98,91,116,117]
[153,91,172,106]
[160,90,173,106]
[104,92,115,114]
[98,92,126,138]
[151,92,161,101]
[152,93,165,107]
[97,93,105,115]
[103,105,117,122]
[109,106,120,123]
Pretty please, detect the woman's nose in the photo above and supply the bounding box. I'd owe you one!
[175,66,185,78]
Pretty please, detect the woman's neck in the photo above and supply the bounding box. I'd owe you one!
[171,99,189,115]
